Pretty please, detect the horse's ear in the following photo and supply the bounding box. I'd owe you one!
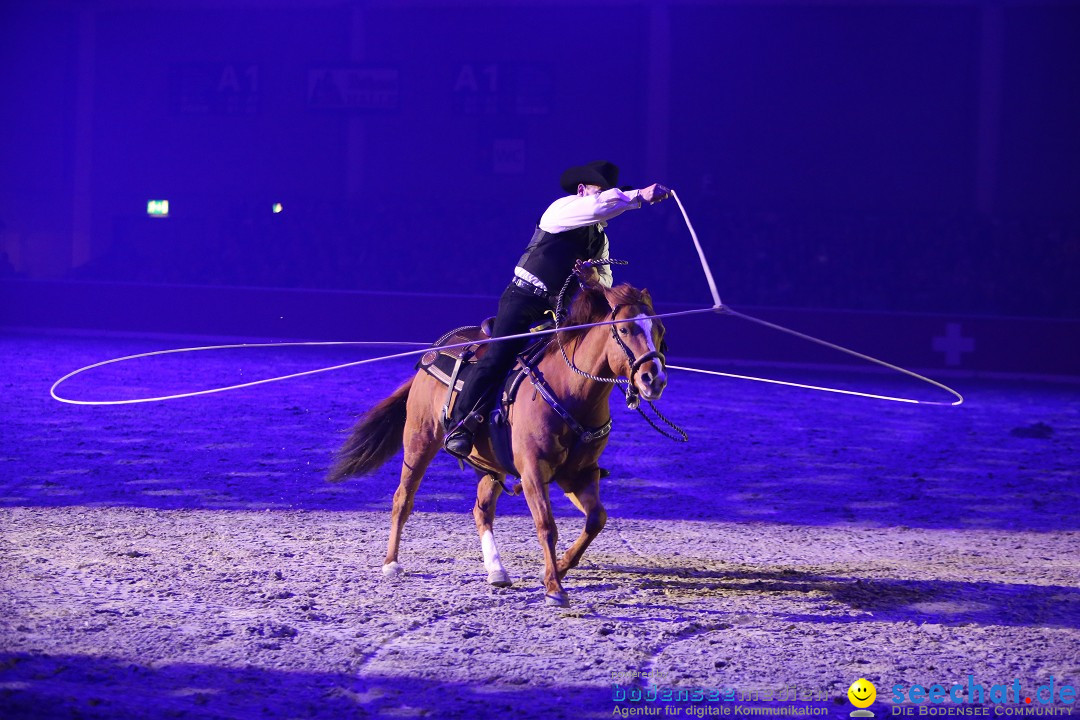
[641,288,652,306]
[600,285,617,311]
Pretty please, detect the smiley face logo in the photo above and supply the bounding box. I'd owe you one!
[848,679,876,708]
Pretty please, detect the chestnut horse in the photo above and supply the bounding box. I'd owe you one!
[327,282,668,607]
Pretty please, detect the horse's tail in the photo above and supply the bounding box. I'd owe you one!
[326,377,413,482]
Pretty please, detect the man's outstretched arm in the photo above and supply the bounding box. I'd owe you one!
[540,184,670,233]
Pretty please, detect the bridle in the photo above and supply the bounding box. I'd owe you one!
[553,263,651,407]
[554,263,688,442]
[605,303,666,411]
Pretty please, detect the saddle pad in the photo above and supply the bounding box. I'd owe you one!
[415,325,554,479]
[416,325,488,391]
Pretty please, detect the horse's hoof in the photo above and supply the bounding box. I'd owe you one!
[382,561,402,577]
[488,569,513,587]
[544,591,570,608]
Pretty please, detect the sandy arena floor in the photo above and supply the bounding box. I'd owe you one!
[1,331,1077,719]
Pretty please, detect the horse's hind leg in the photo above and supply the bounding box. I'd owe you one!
[473,471,512,587]
[557,470,606,581]
[383,416,440,576]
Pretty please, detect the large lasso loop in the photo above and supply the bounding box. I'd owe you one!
[49,194,963,409]
[49,309,718,405]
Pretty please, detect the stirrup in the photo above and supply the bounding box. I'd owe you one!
[443,411,483,458]
[452,410,484,434]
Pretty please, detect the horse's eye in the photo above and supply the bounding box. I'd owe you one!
[619,327,630,336]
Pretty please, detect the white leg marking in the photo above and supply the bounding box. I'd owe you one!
[481,529,505,573]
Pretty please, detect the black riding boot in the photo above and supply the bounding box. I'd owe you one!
[443,284,550,459]
[444,410,484,458]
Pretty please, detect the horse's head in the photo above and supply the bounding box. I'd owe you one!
[560,282,668,403]
[602,284,668,404]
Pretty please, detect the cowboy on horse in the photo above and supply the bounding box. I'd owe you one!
[327,161,675,606]
[328,273,672,606]
[443,160,671,458]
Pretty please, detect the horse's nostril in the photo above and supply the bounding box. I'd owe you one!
[640,371,653,384]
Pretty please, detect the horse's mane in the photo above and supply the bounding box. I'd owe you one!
[545,283,657,358]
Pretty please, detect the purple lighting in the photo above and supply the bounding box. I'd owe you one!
[1,0,1078,718]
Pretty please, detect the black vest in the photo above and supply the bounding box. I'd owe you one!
[515,224,607,293]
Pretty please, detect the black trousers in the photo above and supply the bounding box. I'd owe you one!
[450,284,552,425]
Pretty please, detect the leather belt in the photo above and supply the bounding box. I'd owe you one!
[511,277,555,302]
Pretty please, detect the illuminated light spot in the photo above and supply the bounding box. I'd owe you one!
[272,202,283,214]
[147,199,169,218]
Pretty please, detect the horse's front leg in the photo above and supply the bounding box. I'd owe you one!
[473,471,512,587]
[519,467,567,607]
[383,417,439,576]
[557,469,606,581]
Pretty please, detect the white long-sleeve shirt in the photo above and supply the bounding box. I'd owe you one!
[517,188,644,289]
[538,188,644,234]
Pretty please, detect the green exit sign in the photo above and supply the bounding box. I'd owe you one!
[147,200,169,218]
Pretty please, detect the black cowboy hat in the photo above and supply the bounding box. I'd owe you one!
[560,160,622,194]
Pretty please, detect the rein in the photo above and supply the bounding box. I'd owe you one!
[554,262,689,442]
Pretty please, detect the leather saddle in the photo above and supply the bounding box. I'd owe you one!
[416,317,552,477]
